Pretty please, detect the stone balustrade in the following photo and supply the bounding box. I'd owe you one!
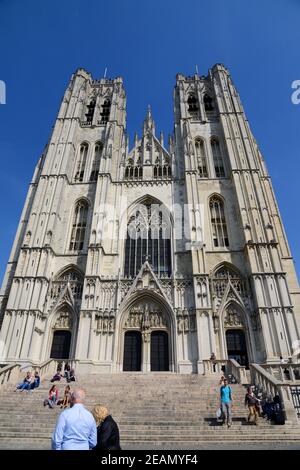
[250,363,299,424]
[202,358,248,384]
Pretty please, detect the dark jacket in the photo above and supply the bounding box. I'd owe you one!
[94,415,121,451]
[245,392,259,406]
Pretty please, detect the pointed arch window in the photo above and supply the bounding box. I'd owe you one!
[211,138,225,177]
[124,158,143,180]
[100,99,111,124]
[212,265,246,298]
[209,196,229,248]
[74,143,88,182]
[90,141,103,181]
[195,139,208,178]
[124,201,171,278]
[51,268,84,300]
[69,200,88,251]
[187,94,199,119]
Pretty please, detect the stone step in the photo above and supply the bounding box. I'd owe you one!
[1,372,298,448]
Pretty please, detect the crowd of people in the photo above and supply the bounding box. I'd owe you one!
[15,363,287,448]
[218,374,284,427]
[15,364,121,450]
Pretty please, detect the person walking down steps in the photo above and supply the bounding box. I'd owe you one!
[245,387,260,425]
[220,378,233,428]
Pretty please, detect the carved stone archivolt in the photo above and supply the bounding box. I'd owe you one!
[224,306,243,328]
[53,311,73,330]
[125,301,168,331]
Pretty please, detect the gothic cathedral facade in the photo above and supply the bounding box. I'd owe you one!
[0,64,299,373]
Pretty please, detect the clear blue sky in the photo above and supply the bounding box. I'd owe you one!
[0,0,299,283]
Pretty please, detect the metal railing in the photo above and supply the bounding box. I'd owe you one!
[290,386,300,418]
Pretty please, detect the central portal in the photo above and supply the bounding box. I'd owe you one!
[121,299,172,372]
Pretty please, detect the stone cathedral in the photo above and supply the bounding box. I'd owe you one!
[0,64,299,374]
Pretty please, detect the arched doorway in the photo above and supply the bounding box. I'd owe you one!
[226,329,248,367]
[123,331,142,371]
[50,330,71,359]
[49,308,75,360]
[151,331,169,371]
[120,297,174,373]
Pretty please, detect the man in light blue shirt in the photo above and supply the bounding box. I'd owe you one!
[52,389,97,450]
[220,378,232,428]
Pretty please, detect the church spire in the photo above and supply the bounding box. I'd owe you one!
[143,104,155,135]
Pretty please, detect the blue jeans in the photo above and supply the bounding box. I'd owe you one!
[17,382,30,390]
[221,402,232,424]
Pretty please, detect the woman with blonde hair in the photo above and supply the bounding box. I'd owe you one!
[92,404,121,450]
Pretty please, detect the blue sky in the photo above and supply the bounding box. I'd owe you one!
[0,0,299,283]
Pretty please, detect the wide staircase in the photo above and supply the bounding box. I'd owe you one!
[0,373,300,449]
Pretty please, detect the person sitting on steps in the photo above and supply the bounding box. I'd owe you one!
[51,368,63,382]
[44,385,58,408]
[67,368,76,383]
[57,385,71,409]
[15,371,32,391]
[29,371,40,390]
[64,363,71,381]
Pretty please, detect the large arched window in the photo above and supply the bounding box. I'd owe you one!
[74,143,88,182]
[209,196,229,248]
[69,200,89,251]
[195,138,208,178]
[124,201,172,278]
[90,141,103,182]
[211,138,225,178]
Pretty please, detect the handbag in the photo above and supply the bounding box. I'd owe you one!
[216,407,222,419]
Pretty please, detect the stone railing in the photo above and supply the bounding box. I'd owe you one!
[227,358,248,385]
[202,359,248,384]
[0,358,78,392]
[202,359,227,375]
[261,363,300,382]
[49,359,78,372]
[20,359,58,378]
[250,363,299,424]
[0,363,22,392]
